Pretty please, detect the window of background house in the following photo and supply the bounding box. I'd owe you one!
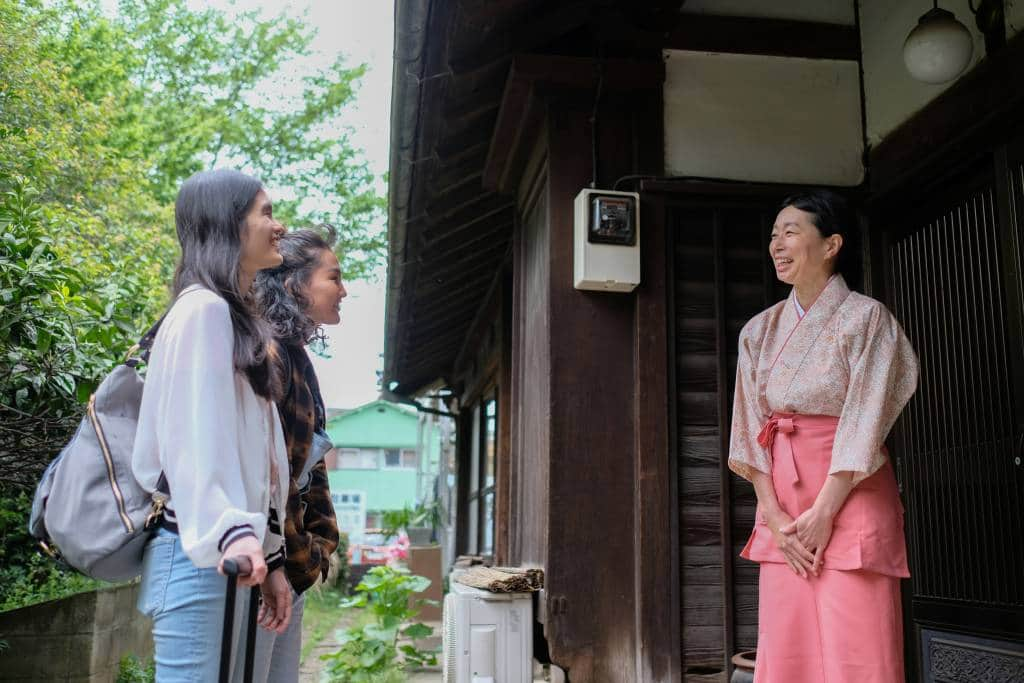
[339,448,378,470]
[384,448,418,469]
[467,393,497,556]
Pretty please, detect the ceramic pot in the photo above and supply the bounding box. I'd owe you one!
[730,650,756,683]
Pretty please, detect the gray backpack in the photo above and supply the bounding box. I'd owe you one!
[29,321,168,582]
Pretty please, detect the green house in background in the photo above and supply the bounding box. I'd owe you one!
[325,399,442,539]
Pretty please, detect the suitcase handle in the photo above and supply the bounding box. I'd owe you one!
[222,556,253,577]
[220,556,259,683]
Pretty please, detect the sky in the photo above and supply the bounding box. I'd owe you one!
[188,0,395,409]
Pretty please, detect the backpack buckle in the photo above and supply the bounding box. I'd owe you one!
[144,496,166,531]
[38,539,62,561]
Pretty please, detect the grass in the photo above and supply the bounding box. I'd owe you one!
[300,583,353,664]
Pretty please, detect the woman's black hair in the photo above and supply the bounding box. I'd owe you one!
[171,168,281,400]
[253,226,338,347]
[778,188,858,286]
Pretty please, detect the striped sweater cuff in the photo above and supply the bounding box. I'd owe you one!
[266,546,286,572]
[218,524,257,553]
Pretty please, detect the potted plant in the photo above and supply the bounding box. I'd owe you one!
[408,499,444,546]
[380,506,412,541]
[381,501,444,546]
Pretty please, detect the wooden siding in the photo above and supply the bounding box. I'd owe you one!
[671,203,785,681]
[510,138,551,571]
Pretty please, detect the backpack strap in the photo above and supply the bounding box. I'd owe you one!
[125,314,167,368]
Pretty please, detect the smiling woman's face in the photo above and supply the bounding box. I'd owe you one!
[301,248,347,326]
[239,190,285,275]
[769,205,841,287]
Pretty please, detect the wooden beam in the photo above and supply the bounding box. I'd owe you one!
[402,305,477,341]
[417,248,508,292]
[666,14,859,61]
[427,148,490,197]
[399,328,465,359]
[413,268,497,308]
[405,329,472,358]
[421,218,513,262]
[411,293,490,327]
[712,211,737,678]
[482,74,540,193]
[421,197,514,243]
[424,176,489,222]
[436,139,491,167]
[447,0,593,77]
[401,330,471,364]
[453,265,504,376]
[484,54,665,192]
[443,87,503,127]
[436,112,499,163]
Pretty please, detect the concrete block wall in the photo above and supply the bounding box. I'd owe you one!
[0,583,152,682]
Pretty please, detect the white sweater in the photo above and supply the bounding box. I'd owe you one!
[131,285,289,568]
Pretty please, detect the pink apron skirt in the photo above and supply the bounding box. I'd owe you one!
[741,413,908,682]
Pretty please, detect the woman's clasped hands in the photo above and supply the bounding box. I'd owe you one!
[766,506,835,578]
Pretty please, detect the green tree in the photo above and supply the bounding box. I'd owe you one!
[0,0,385,610]
[40,0,386,280]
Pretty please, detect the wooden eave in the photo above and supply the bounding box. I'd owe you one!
[384,0,698,396]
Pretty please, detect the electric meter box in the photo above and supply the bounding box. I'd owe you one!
[573,188,641,292]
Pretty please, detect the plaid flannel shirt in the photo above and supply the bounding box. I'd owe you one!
[277,342,340,594]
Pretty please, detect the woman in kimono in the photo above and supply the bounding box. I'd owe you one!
[729,190,918,682]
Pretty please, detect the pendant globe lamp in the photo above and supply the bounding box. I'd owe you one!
[903,1,974,84]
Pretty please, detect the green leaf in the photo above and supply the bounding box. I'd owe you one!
[75,380,96,403]
[406,575,431,593]
[340,595,366,609]
[362,623,397,642]
[401,622,433,639]
[358,647,385,668]
[53,372,74,397]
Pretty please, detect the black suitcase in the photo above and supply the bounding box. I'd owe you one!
[220,558,260,683]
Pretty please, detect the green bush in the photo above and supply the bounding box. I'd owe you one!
[116,654,155,683]
[0,487,103,611]
[332,531,351,591]
[322,565,438,682]
[0,180,149,611]
[0,181,156,489]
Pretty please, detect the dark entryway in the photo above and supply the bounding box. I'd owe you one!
[878,125,1024,681]
[664,167,1024,681]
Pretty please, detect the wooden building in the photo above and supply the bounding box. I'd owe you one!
[383,1,1024,680]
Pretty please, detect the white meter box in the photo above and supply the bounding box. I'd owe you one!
[573,188,640,292]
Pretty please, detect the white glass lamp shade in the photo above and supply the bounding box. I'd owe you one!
[903,8,974,84]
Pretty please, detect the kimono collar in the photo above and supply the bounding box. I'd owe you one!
[766,275,853,383]
[788,274,850,325]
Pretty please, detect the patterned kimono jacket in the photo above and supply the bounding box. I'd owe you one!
[728,275,919,576]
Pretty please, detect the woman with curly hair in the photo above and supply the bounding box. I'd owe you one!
[251,227,345,681]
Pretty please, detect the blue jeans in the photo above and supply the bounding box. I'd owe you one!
[137,527,258,682]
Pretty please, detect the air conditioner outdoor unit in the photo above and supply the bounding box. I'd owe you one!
[442,579,533,683]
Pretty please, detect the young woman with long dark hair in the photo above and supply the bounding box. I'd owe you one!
[131,169,294,681]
